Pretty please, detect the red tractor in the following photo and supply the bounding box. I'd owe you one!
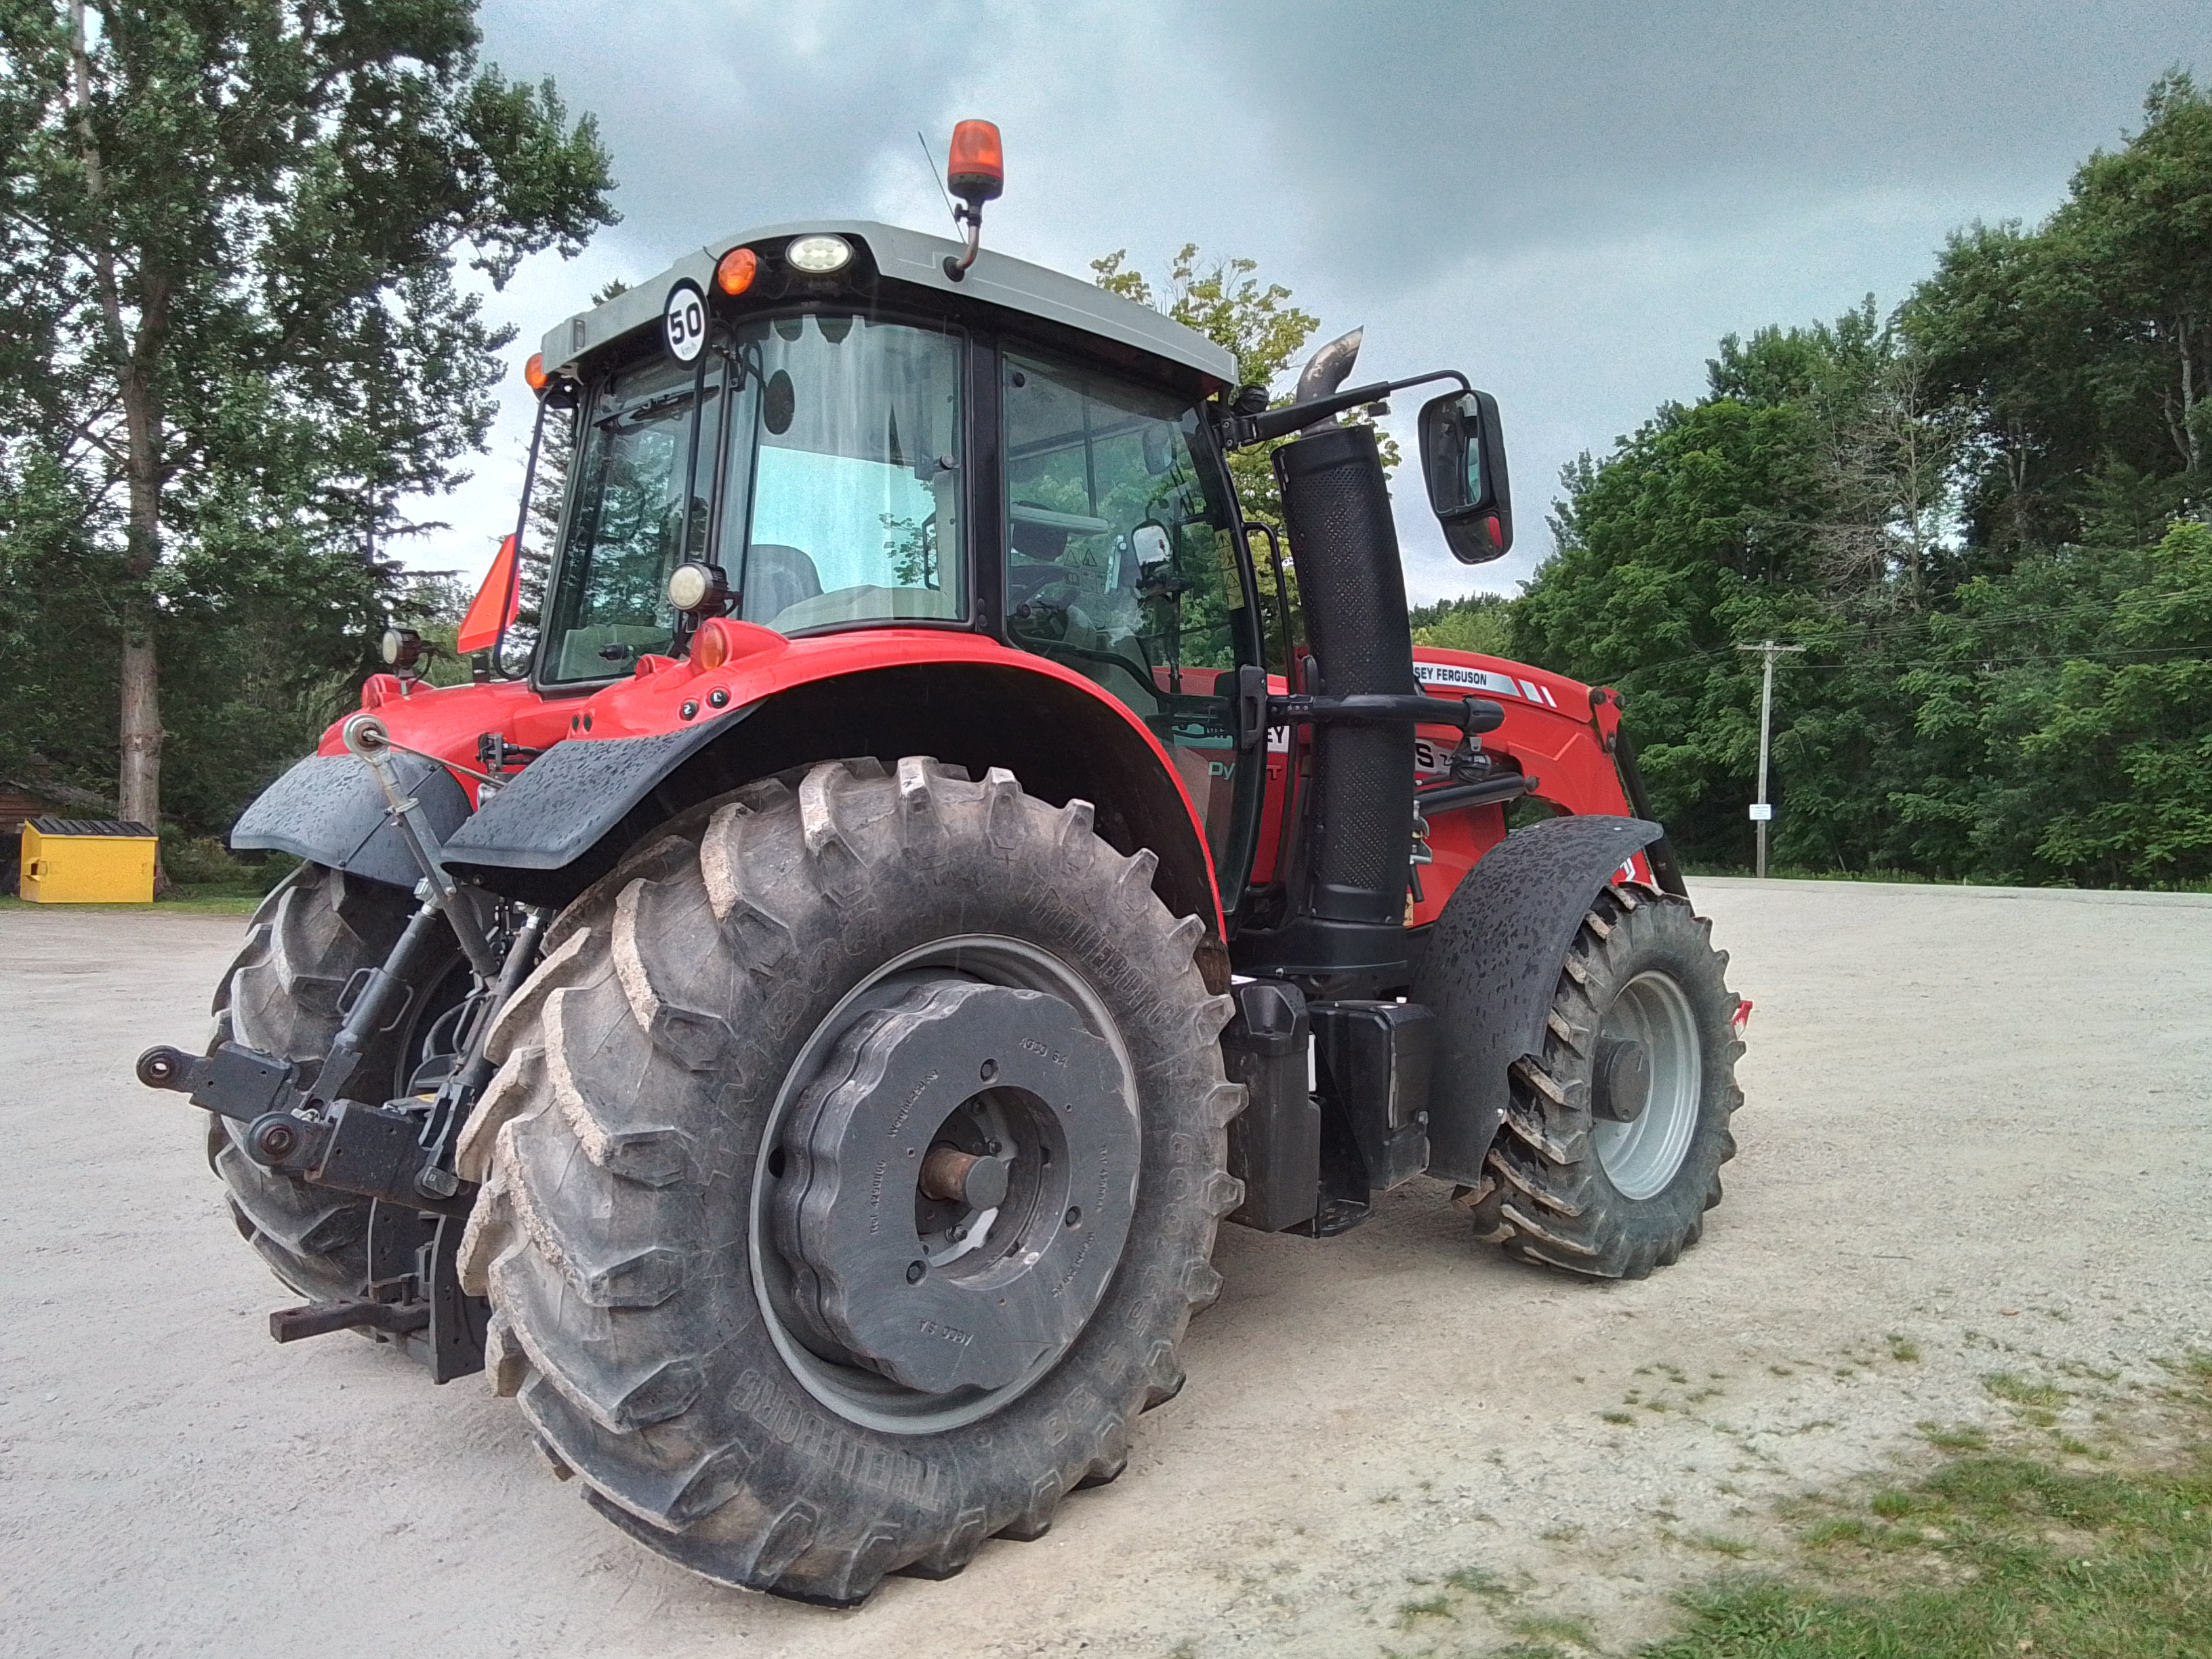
[140,125,1742,1605]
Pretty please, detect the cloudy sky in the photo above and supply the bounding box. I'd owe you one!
[411,0,2205,605]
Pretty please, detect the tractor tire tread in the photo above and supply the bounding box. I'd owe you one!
[1465,888,1741,1280]
[209,864,413,1302]
[478,758,1233,1605]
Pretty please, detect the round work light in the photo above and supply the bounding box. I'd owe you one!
[785,234,853,275]
[667,561,727,615]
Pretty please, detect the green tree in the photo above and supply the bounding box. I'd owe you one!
[1096,244,1408,672]
[1408,592,1512,655]
[1511,375,1837,858]
[2026,521,2212,882]
[0,0,614,834]
[1910,73,2212,550]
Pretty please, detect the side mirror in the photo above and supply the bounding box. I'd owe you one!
[1417,390,1513,563]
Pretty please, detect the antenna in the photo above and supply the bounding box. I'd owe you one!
[917,129,958,228]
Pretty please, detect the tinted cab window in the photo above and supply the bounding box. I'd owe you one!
[1002,350,1257,886]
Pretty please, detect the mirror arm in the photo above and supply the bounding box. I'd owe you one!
[1216,369,1471,451]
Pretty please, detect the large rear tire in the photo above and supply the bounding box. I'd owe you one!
[209,863,465,1302]
[456,758,1242,1605]
[1462,882,1742,1279]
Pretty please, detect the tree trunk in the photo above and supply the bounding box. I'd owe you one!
[2182,313,2200,476]
[118,626,162,828]
[73,0,167,865]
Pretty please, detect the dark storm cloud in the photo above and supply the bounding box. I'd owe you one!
[430,1,2203,600]
[476,0,984,251]
[1198,0,2201,268]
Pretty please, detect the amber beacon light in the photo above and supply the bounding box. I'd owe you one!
[942,119,1003,281]
[947,120,1003,203]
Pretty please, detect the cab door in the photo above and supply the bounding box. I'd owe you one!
[996,348,1265,909]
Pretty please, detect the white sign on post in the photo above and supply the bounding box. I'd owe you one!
[1748,802,1774,821]
[663,280,708,364]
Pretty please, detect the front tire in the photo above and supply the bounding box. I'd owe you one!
[1464,882,1742,1279]
[457,758,1242,1604]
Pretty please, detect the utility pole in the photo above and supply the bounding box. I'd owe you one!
[1736,640,1804,878]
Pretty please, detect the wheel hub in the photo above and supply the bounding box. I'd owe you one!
[1590,970,1703,1201]
[1593,1038,1652,1122]
[773,978,1136,1395]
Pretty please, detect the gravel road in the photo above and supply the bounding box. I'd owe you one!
[3,878,2207,1658]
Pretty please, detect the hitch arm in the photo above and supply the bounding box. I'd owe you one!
[340,712,499,979]
[137,1041,299,1122]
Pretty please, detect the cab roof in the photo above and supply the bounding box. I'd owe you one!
[539,220,1239,390]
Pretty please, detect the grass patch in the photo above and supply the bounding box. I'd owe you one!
[0,884,266,915]
[1443,1563,1517,1601]
[1511,1612,1597,1646]
[1985,1372,2068,1428]
[1687,1533,1755,1558]
[1393,1593,1454,1628]
[1985,1372,2067,1411]
[1888,1334,1922,1363]
[1642,1354,2212,1658]
[1919,1421,1990,1452]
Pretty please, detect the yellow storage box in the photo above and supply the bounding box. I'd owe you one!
[18,817,158,903]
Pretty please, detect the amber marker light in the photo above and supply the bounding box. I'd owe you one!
[716,245,759,296]
[691,616,735,670]
[523,351,548,392]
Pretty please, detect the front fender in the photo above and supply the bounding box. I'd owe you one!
[1412,813,1664,1185]
[230,750,469,890]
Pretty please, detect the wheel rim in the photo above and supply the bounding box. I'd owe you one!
[1590,970,1702,1201]
[749,933,1138,1435]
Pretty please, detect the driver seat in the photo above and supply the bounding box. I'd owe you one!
[741,543,822,626]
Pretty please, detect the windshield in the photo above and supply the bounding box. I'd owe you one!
[542,314,963,683]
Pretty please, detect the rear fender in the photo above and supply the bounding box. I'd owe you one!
[1413,813,1662,1185]
[441,657,1224,942]
[230,750,468,892]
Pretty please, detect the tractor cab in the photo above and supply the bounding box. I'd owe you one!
[523,216,1268,899]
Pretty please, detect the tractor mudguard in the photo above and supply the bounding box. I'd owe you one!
[441,706,747,872]
[430,655,1225,935]
[1414,813,1664,1187]
[231,750,470,890]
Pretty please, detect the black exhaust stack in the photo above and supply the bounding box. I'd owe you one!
[1238,335,1418,992]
